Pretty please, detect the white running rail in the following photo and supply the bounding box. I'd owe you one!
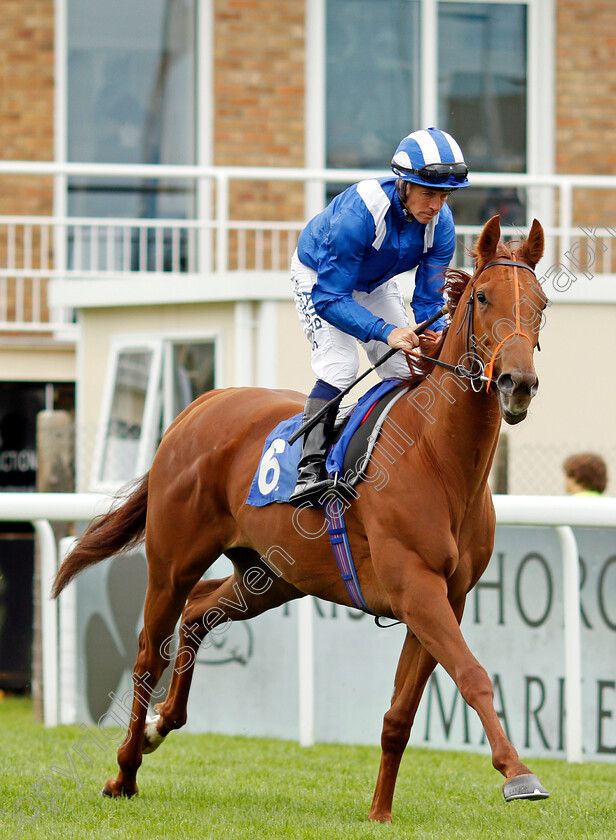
[0,491,614,763]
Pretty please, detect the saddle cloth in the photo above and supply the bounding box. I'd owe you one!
[246,378,407,507]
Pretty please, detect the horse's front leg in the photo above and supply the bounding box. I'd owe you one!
[369,629,436,822]
[386,556,550,802]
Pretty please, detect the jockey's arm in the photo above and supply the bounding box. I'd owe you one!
[310,213,397,345]
[311,284,396,345]
[412,259,449,331]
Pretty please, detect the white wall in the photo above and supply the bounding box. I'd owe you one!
[507,302,616,495]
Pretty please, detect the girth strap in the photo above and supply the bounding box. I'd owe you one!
[324,498,376,616]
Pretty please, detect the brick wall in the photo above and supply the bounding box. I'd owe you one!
[0,0,54,326]
[0,0,54,321]
[556,0,616,228]
[0,0,54,214]
[214,0,305,227]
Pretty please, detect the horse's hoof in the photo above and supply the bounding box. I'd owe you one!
[368,813,393,823]
[142,714,167,754]
[503,773,550,801]
[101,779,138,798]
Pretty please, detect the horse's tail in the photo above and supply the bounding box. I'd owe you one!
[52,473,150,599]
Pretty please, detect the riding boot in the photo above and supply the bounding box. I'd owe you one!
[289,398,352,508]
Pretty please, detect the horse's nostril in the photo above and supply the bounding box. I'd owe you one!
[496,373,515,395]
[497,371,538,397]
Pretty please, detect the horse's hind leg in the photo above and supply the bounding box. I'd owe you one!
[369,630,437,823]
[102,553,208,798]
[142,575,228,749]
[144,560,303,750]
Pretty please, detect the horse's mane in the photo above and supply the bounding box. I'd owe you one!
[402,237,519,387]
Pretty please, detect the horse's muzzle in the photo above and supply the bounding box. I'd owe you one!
[495,369,539,425]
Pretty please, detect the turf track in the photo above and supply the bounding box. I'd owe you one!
[1,697,615,840]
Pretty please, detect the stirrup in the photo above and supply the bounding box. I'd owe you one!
[289,475,336,508]
[325,473,356,504]
[289,473,355,508]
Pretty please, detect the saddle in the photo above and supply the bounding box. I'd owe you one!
[327,381,410,486]
[246,379,408,507]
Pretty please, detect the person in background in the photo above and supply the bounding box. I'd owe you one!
[563,452,608,497]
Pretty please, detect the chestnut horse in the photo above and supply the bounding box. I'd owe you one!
[53,215,549,821]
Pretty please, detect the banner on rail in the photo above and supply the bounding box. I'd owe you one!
[68,525,616,761]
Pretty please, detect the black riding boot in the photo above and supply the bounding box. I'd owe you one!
[289,398,340,508]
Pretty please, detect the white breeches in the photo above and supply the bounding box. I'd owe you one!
[291,249,411,390]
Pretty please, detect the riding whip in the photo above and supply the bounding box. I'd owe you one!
[287,303,449,445]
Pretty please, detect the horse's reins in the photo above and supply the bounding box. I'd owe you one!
[287,305,448,446]
[289,259,537,445]
[415,258,537,393]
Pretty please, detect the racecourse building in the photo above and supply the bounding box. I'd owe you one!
[0,0,614,692]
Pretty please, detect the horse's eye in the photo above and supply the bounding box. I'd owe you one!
[477,290,488,304]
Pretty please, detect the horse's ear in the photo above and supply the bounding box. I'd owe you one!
[518,218,545,268]
[476,215,501,263]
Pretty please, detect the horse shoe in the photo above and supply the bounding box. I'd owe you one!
[502,773,550,801]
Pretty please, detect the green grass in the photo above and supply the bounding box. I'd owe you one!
[1,696,615,840]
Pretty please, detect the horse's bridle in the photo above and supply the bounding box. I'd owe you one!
[417,258,538,393]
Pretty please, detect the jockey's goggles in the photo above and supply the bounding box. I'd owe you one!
[397,162,469,184]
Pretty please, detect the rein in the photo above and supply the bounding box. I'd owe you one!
[416,258,537,393]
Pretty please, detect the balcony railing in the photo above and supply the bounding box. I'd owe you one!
[1,161,616,334]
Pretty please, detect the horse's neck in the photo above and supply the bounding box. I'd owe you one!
[414,326,501,499]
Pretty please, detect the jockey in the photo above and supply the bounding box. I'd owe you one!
[289,127,471,508]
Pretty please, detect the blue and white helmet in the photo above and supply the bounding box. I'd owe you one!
[391,127,470,190]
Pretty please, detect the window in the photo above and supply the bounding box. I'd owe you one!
[93,342,163,488]
[438,3,527,173]
[91,336,217,491]
[325,0,534,224]
[326,0,420,171]
[162,341,216,429]
[67,0,197,221]
[438,2,528,225]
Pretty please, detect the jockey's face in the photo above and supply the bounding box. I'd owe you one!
[403,183,451,224]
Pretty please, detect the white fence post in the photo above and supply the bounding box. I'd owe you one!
[298,596,315,747]
[58,536,78,725]
[0,493,113,726]
[33,519,59,727]
[556,525,583,763]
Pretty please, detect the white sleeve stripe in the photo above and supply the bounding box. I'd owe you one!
[423,212,440,253]
[356,180,390,250]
